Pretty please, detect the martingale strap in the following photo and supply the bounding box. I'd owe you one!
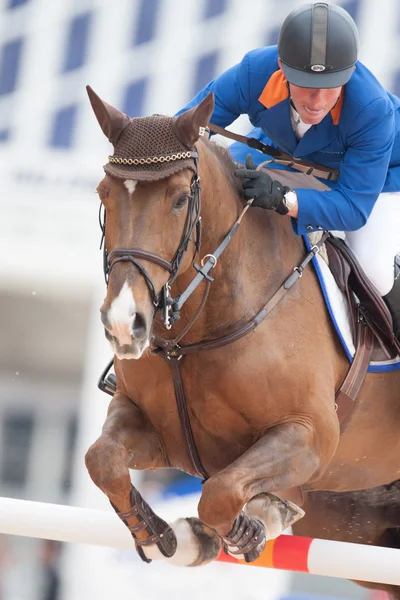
[154,233,330,480]
[208,123,339,181]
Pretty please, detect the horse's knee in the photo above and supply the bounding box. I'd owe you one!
[85,437,131,495]
[198,474,245,534]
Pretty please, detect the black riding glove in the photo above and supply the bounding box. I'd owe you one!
[235,155,290,215]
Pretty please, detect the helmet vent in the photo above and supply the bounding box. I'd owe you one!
[310,3,329,68]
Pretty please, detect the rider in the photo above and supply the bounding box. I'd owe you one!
[176,2,400,340]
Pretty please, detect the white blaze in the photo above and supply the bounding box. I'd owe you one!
[107,281,136,346]
[124,180,137,196]
[105,181,151,359]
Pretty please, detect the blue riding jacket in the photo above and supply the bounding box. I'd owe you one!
[177,46,400,236]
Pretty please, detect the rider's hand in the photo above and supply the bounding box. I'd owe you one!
[235,155,290,215]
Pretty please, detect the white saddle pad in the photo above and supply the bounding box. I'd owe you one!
[306,238,400,373]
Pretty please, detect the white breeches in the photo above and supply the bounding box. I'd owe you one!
[345,192,400,296]
[261,167,399,296]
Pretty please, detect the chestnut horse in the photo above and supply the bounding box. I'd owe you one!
[85,86,400,578]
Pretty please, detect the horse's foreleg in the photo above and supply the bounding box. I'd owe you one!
[85,392,221,565]
[198,422,327,562]
[85,392,177,561]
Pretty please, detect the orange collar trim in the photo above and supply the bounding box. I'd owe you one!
[258,69,343,125]
[330,91,343,126]
[258,70,288,109]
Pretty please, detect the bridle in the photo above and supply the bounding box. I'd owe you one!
[99,147,260,337]
[99,157,202,328]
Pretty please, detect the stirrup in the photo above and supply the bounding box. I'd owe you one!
[98,359,117,396]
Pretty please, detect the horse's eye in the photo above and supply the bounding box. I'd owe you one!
[173,194,190,209]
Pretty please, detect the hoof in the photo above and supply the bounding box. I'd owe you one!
[245,492,305,539]
[143,517,221,566]
[168,517,222,567]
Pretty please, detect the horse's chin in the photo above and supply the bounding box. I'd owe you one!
[111,339,149,360]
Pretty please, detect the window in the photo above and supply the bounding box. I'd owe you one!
[49,105,78,148]
[123,78,148,117]
[0,129,10,142]
[132,0,160,46]
[265,26,280,47]
[61,416,78,494]
[203,0,228,20]
[62,12,93,72]
[1,412,34,486]
[0,38,24,95]
[192,52,219,97]
[341,0,360,23]
[393,70,400,98]
[7,0,29,7]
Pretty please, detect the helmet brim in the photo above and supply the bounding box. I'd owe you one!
[281,62,355,89]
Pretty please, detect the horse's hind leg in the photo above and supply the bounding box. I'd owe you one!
[293,487,400,599]
[85,392,221,565]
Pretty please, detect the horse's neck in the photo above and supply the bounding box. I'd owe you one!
[165,152,304,342]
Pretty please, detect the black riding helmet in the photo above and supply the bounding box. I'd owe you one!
[278,2,359,88]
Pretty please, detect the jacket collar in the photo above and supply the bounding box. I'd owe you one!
[258,70,344,126]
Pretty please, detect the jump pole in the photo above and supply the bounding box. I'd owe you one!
[0,496,399,586]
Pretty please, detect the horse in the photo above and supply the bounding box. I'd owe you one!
[84,85,400,577]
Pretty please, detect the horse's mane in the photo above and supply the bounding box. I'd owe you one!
[202,138,244,198]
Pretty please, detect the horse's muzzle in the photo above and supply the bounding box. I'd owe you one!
[102,311,150,360]
[104,330,150,360]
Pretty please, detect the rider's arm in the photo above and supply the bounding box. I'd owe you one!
[175,48,276,128]
[175,61,250,126]
[292,97,395,235]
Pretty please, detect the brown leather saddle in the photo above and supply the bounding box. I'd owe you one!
[323,236,400,430]
[325,236,400,361]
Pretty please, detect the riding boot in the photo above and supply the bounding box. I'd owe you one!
[383,255,400,341]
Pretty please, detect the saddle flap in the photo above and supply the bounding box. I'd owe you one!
[325,241,357,338]
[326,236,400,357]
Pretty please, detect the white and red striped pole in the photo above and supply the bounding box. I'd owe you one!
[0,496,399,586]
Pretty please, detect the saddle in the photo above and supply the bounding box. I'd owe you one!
[325,235,400,361]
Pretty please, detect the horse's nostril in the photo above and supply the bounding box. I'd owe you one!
[132,313,147,339]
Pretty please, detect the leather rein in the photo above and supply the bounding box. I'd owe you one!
[100,137,369,481]
[208,123,339,181]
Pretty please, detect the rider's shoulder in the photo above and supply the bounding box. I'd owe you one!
[239,46,279,78]
[345,61,398,116]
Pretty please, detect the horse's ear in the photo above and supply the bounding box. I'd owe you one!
[86,85,131,145]
[173,92,214,148]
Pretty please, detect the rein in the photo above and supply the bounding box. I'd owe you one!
[209,122,339,181]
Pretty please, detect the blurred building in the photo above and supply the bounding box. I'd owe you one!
[0,0,398,598]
